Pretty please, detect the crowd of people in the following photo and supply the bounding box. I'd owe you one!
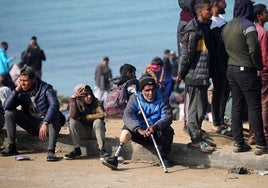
[0,0,267,172]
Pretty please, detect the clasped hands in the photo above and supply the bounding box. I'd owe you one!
[137,125,156,137]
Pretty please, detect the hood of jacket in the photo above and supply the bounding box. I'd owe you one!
[233,0,254,22]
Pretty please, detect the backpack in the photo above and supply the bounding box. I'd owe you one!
[105,81,129,118]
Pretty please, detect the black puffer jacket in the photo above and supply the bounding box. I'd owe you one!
[4,79,60,124]
[178,18,212,86]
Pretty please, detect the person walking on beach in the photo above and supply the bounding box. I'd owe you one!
[222,0,267,155]
[64,84,108,160]
[0,41,16,89]
[0,66,64,161]
[94,56,113,104]
[178,0,215,153]
[248,3,268,145]
[21,36,46,79]
[102,76,174,170]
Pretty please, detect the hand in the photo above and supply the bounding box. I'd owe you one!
[15,82,22,91]
[39,123,48,141]
[137,128,151,137]
[146,125,156,135]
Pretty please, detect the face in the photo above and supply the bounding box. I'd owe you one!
[198,3,213,22]
[259,8,268,23]
[141,85,156,102]
[19,75,36,91]
[84,93,93,104]
[217,0,226,14]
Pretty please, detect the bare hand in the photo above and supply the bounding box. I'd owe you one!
[15,82,22,91]
[39,123,48,140]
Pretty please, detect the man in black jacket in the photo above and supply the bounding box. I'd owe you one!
[0,66,63,161]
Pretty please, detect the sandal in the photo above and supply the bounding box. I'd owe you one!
[187,141,215,153]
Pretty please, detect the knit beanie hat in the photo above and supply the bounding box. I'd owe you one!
[72,84,93,98]
[139,76,156,91]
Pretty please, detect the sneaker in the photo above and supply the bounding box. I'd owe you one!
[64,148,82,160]
[233,143,252,153]
[0,145,19,157]
[47,151,57,162]
[102,156,118,170]
[254,146,268,155]
[99,150,109,161]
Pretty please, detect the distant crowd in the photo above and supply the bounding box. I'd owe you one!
[0,0,267,172]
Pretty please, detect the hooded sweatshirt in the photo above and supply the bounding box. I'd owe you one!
[222,0,263,70]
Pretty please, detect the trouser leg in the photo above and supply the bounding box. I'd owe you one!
[93,119,106,151]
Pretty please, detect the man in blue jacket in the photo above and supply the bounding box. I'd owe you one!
[102,76,174,170]
[0,66,64,161]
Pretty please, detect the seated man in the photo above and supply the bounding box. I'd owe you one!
[102,76,174,170]
[64,84,108,160]
[0,66,63,161]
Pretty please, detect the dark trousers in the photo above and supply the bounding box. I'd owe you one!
[187,85,208,142]
[5,109,61,151]
[227,65,267,147]
[126,126,174,158]
[211,73,230,126]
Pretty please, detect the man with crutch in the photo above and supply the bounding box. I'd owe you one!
[102,76,174,172]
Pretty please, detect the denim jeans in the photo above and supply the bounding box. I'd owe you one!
[227,65,267,147]
[5,109,61,151]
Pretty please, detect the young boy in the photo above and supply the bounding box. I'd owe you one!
[178,0,215,152]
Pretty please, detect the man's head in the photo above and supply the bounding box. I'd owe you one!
[102,56,109,66]
[233,0,255,22]
[194,0,213,23]
[73,84,94,104]
[211,0,226,15]
[253,4,268,24]
[139,76,157,102]
[119,63,136,78]
[1,41,8,50]
[19,66,36,91]
[164,49,170,58]
[151,57,164,66]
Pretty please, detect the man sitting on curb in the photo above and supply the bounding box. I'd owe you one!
[64,84,108,160]
[0,66,64,161]
[102,76,174,170]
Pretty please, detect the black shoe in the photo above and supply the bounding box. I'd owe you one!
[102,156,118,170]
[0,146,19,157]
[233,143,252,153]
[99,150,109,161]
[64,148,82,160]
[47,150,57,162]
[254,145,268,155]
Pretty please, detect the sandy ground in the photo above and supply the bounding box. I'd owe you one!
[1,119,268,188]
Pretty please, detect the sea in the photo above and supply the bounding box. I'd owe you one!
[1,0,267,96]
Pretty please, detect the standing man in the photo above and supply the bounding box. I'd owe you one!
[163,49,172,74]
[210,0,231,136]
[248,3,268,145]
[22,36,46,79]
[102,76,174,170]
[64,84,108,160]
[222,0,267,155]
[0,66,63,161]
[94,56,113,104]
[178,0,215,152]
[0,41,16,89]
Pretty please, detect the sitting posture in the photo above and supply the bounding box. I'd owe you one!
[102,76,174,170]
[64,84,108,160]
[0,66,63,161]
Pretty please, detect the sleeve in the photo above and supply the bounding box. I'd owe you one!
[43,87,60,123]
[153,95,173,131]
[82,103,104,122]
[123,94,141,132]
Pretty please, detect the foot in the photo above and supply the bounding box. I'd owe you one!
[99,150,109,161]
[254,146,267,155]
[247,138,256,145]
[0,146,19,157]
[64,148,82,160]
[47,150,58,162]
[102,156,118,170]
[233,143,252,153]
[187,141,215,153]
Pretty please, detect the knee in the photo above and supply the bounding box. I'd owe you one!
[120,129,132,144]
[93,119,105,130]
